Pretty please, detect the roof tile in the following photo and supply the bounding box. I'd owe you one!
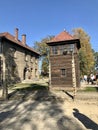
[49,31,74,43]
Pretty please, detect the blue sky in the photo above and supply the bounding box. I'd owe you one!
[0,0,98,52]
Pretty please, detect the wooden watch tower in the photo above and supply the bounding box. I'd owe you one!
[47,30,81,90]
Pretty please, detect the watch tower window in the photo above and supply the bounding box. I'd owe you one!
[52,46,58,55]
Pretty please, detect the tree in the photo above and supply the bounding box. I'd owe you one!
[73,28,94,75]
[94,51,98,71]
[78,49,88,75]
[34,36,54,77]
[41,57,49,76]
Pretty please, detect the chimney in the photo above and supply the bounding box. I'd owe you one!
[22,34,26,45]
[15,28,19,41]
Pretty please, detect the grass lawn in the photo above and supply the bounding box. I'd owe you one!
[78,86,98,92]
[7,82,49,100]
[9,83,98,92]
[9,82,49,91]
[83,86,98,92]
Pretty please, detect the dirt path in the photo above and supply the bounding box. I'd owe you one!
[0,100,87,130]
[0,90,98,130]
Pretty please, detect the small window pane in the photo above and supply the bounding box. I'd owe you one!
[9,48,16,57]
[25,53,28,61]
[61,69,66,77]
[70,44,74,53]
[60,45,66,54]
[52,46,58,55]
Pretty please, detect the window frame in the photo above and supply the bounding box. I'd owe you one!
[61,68,67,77]
[25,53,28,61]
[51,46,58,55]
[60,45,66,55]
[9,47,17,58]
[0,42,2,54]
[30,56,33,63]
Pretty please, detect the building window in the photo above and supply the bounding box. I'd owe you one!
[35,69,37,77]
[12,65,16,77]
[52,46,58,55]
[0,56,3,74]
[0,42,2,54]
[60,44,75,55]
[30,56,33,63]
[60,45,67,55]
[13,49,17,58]
[25,53,28,61]
[61,69,66,77]
[60,45,69,55]
[70,44,74,53]
[9,48,16,58]
[35,59,38,64]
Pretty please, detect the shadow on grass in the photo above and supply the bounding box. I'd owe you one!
[8,83,50,100]
[0,83,65,130]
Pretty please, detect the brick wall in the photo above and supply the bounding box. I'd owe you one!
[2,40,39,84]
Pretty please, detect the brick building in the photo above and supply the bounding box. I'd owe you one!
[0,28,40,85]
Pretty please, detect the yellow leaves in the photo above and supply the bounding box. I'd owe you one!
[73,28,94,75]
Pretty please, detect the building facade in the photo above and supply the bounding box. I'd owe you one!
[0,28,40,86]
[47,31,81,90]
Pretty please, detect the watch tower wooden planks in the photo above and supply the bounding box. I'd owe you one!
[47,31,81,91]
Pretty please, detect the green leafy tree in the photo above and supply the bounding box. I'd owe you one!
[79,49,87,75]
[34,36,54,76]
[73,28,94,75]
[94,51,98,71]
[41,57,49,76]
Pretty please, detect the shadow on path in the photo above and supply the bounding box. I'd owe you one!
[62,90,74,100]
[73,108,98,130]
[0,84,89,130]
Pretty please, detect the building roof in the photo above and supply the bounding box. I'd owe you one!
[47,30,80,49]
[0,32,40,55]
[49,31,74,43]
